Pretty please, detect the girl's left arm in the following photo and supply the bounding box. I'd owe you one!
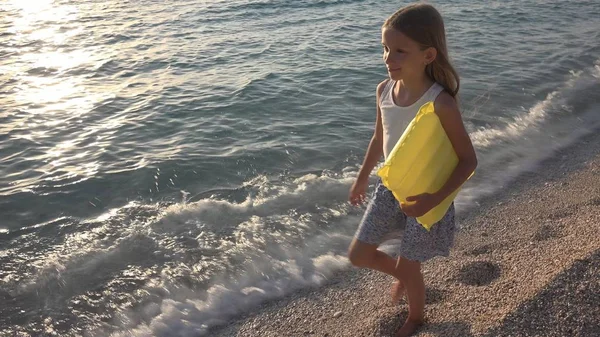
[401,92,477,217]
[431,92,478,203]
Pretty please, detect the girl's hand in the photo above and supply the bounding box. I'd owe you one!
[349,179,369,206]
[400,193,441,217]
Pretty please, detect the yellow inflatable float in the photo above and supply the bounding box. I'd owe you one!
[377,101,473,230]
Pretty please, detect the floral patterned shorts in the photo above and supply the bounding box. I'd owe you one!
[354,181,456,262]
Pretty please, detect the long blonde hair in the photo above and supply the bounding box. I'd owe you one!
[383,3,460,97]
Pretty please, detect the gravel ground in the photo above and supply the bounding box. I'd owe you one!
[212,130,600,337]
[481,249,600,337]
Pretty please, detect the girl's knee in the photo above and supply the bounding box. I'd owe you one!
[349,253,376,268]
[347,247,370,267]
[347,239,377,267]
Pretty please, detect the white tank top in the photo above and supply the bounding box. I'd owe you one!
[380,80,444,159]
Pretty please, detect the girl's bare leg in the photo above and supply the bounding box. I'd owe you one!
[395,257,425,337]
[391,280,406,304]
[348,238,400,277]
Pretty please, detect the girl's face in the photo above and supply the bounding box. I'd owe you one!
[381,27,435,81]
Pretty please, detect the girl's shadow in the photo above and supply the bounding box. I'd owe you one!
[417,321,475,337]
[378,313,474,337]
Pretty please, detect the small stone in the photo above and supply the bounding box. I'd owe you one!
[333,311,343,318]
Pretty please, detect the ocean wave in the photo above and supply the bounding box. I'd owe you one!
[156,172,356,232]
[98,172,361,335]
[456,59,600,209]
[470,58,600,149]
[109,253,349,337]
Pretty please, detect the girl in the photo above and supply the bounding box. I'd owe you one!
[347,3,477,337]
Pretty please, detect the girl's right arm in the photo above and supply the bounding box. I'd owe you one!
[349,80,388,205]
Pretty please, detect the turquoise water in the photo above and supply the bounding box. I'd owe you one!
[1,0,599,335]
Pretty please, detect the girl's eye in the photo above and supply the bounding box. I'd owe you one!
[396,49,405,53]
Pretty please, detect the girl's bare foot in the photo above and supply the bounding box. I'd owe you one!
[391,280,406,304]
[395,318,423,337]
